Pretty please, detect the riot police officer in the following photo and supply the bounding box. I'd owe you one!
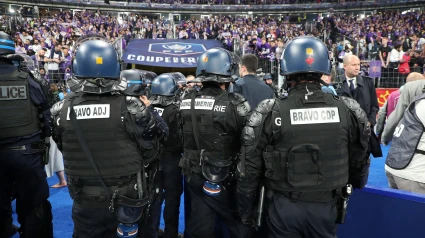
[142,73,184,238]
[237,36,371,238]
[179,48,251,237]
[121,69,157,98]
[51,36,167,238]
[0,32,53,238]
[263,73,279,97]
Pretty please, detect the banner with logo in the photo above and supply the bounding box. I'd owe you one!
[376,88,398,107]
[368,60,382,78]
[122,39,224,68]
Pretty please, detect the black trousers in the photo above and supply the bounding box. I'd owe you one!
[185,173,252,238]
[0,146,52,238]
[267,192,337,238]
[72,203,118,238]
[141,154,183,238]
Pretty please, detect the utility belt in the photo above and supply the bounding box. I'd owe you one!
[68,175,138,206]
[0,143,42,151]
[179,149,237,181]
[274,189,340,203]
[0,141,50,164]
[271,184,353,224]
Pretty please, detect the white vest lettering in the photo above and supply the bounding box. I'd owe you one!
[290,107,340,125]
[180,99,215,110]
[67,104,110,120]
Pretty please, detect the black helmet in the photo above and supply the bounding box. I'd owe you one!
[151,73,179,96]
[195,48,240,83]
[263,73,272,81]
[121,69,157,96]
[280,36,331,76]
[0,32,15,56]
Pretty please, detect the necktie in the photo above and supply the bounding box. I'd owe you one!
[349,79,355,94]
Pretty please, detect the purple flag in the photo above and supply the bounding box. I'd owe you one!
[368,60,382,78]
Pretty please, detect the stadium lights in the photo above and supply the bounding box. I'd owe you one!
[360,14,365,19]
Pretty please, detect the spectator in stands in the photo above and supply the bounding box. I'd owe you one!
[378,37,391,68]
[44,44,64,83]
[15,38,26,54]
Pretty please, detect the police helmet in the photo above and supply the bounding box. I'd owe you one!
[263,73,272,81]
[0,32,15,56]
[195,48,240,83]
[151,73,179,96]
[121,69,157,96]
[72,39,120,79]
[280,36,331,76]
[6,53,36,71]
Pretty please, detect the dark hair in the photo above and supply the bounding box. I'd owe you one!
[240,54,258,73]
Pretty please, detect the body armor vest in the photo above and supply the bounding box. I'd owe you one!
[60,93,143,179]
[180,89,240,173]
[386,93,425,169]
[152,103,181,154]
[0,69,40,140]
[264,90,350,193]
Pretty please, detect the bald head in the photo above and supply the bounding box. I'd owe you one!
[343,55,359,65]
[406,72,425,83]
[186,75,195,82]
[343,55,360,78]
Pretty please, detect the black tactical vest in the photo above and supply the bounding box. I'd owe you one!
[264,91,350,193]
[386,93,425,169]
[60,93,143,179]
[180,88,240,172]
[152,103,181,154]
[0,69,40,140]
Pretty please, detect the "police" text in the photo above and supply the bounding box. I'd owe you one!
[0,86,27,100]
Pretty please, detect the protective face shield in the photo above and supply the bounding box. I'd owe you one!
[121,69,157,96]
[0,32,15,56]
[6,54,36,71]
[280,36,331,76]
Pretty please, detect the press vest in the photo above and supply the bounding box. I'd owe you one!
[180,89,240,173]
[60,93,143,179]
[0,69,40,139]
[264,91,350,192]
[386,93,425,169]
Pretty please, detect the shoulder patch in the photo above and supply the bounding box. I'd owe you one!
[255,99,275,114]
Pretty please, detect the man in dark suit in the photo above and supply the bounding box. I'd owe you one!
[230,54,274,108]
[336,55,382,157]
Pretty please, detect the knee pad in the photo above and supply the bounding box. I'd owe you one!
[22,200,53,238]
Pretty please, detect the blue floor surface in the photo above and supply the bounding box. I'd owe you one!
[11,144,392,237]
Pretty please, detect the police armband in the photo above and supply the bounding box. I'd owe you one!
[229,92,251,117]
[341,96,370,148]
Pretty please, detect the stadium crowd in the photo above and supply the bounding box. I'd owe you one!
[2,7,425,83]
